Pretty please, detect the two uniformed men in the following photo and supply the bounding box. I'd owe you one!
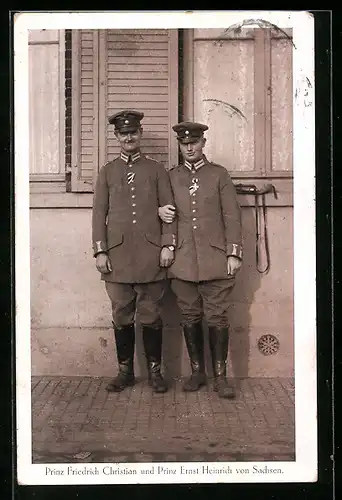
[159,122,242,399]
[92,110,176,394]
[92,110,243,399]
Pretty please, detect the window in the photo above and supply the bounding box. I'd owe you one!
[183,28,293,206]
[29,28,293,207]
[29,29,66,193]
[29,28,178,206]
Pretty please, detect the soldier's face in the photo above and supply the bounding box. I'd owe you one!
[115,128,142,153]
[179,137,205,163]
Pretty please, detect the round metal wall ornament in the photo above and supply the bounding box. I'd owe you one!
[257,334,280,355]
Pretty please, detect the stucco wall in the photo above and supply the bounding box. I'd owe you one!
[30,207,294,377]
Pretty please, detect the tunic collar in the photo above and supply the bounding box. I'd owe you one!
[184,157,206,172]
[120,151,141,164]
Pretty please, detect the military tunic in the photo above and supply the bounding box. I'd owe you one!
[92,151,177,327]
[167,156,242,327]
[92,151,177,284]
[168,157,242,283]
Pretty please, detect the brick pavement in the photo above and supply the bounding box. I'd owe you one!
[31,376,295,464]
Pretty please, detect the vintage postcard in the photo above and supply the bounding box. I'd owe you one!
[15,10,317,485]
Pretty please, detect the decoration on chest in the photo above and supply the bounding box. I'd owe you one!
[127,171,136,184]
[189,177,200,196]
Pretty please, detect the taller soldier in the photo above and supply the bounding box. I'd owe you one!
[92,110,176,394]
[159,122,243,399]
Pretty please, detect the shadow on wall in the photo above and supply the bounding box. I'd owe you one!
[201,208,261,381]
[227,208,261,379]
[133,207,262,381]
[160,285,183,380]
[134,283,183,381]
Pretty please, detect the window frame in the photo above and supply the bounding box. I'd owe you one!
[182,28,294,207]
[29,29,66,192]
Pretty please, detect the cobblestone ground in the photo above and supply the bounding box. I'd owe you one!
[31,376,295,463]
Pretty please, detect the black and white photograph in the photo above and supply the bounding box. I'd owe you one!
[15,10,317,485]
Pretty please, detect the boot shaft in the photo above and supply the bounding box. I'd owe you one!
[113,323,135,371]
[142,325,168,393]
[142,325,163,366]
[208,326,229,377]
[183,322,205,374]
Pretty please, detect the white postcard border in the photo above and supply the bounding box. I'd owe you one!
[14,10,317,485]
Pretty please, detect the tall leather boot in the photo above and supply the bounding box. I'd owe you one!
[182,322,206,392]
[105,323,136,392]
[142,325,168,393]
[209,326,235,399]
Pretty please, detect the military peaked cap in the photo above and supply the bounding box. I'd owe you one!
[172,121,209,143]
[109,110,144,132]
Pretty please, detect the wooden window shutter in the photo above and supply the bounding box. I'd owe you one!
[98,29,179,172]
[71,29,178,192]
[71,30,99,192]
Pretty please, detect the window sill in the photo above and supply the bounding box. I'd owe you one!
[30,178,293,209]
[233,177,293,207]
[30,192,94,208]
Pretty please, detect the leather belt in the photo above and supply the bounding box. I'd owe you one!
[234,183,278,274]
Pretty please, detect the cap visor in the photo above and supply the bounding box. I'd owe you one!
[116,126,140,133]
[178,137,201,144]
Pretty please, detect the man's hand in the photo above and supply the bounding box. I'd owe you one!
[158,204,176,224]
[227,256,242,276]
[160,247,174,267]
[96,253,112,274]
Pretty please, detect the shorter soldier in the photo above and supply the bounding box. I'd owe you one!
[159,122,242,398]
[92,110,176,394]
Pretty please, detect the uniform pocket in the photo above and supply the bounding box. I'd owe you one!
[145,233,161,247]
[107,233,124,250]
[209,240,226,253]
